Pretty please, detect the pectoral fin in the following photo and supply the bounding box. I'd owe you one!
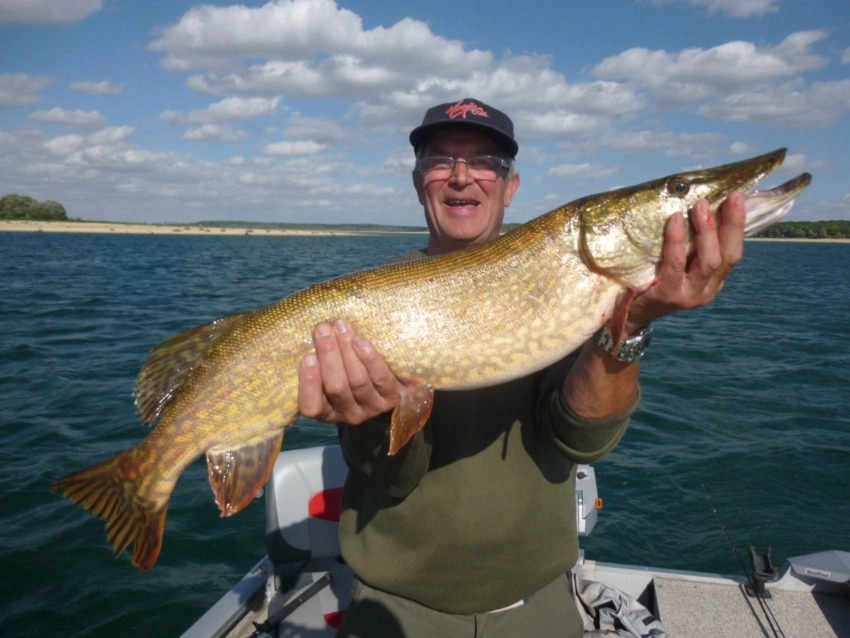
[388,381,434,456]
[206,430,284,516]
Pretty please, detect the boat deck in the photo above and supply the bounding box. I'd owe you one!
[583,559,850,637]
[188,556,850,637]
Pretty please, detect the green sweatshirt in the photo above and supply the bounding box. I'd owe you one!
[338,289,636,613]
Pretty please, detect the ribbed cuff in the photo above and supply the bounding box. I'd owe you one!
[543,385,639,464]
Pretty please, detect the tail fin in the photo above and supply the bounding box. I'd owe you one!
[51,451,170,570]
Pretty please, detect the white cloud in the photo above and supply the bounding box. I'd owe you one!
[41,126,134,158]
[355,55,645,143]
[44,134,85,156]
[0,73,52,108]
[649,0,780,18]
[70,80,125,95]
[780,153,808,174]
[89,126,134,145]
[29,107,107,129]
[151,0,492,105]
[283,112,357,145]
[185,58,404,98]
[558,129,728,161]
[588,31,850,127]
[521,112,612,140]
[786,195,850,222]
[183,124,249,143]
[545,163,617,180]
[0,129,17,146]
[697,79,850,127]
[0,0,101,26]
[147,0,646,150]
[148,0,491,73]
[730,141,758,155]
[264,140,326,155]
[593,30,829,107]
[160,96,281,124]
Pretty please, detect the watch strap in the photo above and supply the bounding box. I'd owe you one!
[593,325,653,363]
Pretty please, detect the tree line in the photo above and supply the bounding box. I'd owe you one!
[752,220,850,239]
[1,194,68,221]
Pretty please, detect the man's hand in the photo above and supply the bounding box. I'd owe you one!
[298,319,403,424]
[564,192,747,419]
[625,191,746,333]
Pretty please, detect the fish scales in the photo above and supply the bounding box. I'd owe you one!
[51,149,811,569]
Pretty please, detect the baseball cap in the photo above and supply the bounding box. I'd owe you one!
[409,98,518,158]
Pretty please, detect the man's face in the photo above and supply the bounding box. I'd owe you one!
[412,129,520,256]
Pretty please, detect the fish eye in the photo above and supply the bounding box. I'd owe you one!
[666,178,690,197]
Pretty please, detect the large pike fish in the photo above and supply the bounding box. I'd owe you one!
[52,149,810,569]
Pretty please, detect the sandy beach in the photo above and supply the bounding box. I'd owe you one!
[1,219,846,242]
[0,219,421,236]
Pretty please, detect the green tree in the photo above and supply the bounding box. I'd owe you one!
[754,220,850,239]
[0,194,38,219]
[33,200,67,220]
[0,194,68,220]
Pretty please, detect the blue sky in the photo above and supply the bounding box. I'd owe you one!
[1,0,848,225]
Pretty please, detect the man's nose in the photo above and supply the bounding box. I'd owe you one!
[448,158,473,185]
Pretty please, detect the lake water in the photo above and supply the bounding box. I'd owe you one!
[1,232,848,637]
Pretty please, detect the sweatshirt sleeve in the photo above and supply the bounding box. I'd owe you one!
[541,384,638,464]
[339,415,433,499]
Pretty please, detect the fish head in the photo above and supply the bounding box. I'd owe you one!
[578,148,812,290]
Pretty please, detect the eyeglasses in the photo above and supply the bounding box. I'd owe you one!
[417,155,510,182]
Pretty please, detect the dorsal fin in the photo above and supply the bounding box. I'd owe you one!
[133,315,242,424]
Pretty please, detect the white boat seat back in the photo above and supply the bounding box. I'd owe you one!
[265,444,600,566]
[265,445,348,564]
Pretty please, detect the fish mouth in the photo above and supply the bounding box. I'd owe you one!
[741,171,812,236]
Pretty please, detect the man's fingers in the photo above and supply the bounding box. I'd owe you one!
[717,191,746,268]
[332,320,373,398]
[689,193,746,301]
[298,320,402,425]
[352,334,402,404]
[689,199,723,279]
[311,321,359,417]
[655,211,687,290]
[298,352,331,420]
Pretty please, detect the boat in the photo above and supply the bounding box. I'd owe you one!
[182,445,850,637]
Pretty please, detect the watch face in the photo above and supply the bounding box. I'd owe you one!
[623,328,652,360]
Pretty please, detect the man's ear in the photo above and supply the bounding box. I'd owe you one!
[504,172,520,207]
[412,170,426,205]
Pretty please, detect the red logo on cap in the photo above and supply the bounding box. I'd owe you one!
[445,100,489,120]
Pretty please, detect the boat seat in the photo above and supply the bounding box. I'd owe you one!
[264,445,352,632]
[265,444,348,565]
[265,444,601,565]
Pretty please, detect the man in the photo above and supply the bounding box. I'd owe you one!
[298,98,745,637]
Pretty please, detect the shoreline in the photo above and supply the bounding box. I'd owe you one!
[0,219,426,236]
[743,236,850,243]
[1,219,847,242]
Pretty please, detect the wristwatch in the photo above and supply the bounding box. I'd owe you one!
[593,325,653,363]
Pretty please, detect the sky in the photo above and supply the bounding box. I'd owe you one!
[1,0,849,226]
